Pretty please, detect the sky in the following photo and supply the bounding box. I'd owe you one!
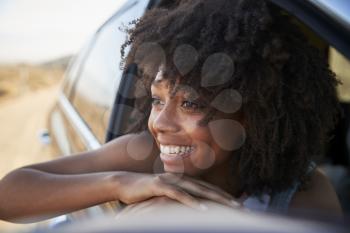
[0,0,128,64]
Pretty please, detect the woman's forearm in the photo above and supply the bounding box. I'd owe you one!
[0,166,239,223]
[0,168,117,223]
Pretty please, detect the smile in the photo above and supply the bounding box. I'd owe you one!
[160,144,195,155]
[159,144,195,164]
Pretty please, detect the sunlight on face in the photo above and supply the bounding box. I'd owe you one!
[147,71,245,177]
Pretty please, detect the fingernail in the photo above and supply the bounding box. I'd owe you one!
[199,203,208,211]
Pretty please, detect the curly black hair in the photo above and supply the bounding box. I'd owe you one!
[120,0,340,195]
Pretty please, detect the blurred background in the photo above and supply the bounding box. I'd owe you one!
[0,0,126,231]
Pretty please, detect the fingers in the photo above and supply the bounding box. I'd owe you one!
[179,180,241,208]
[152,183,207,211]
[185,176,234,200]
[188,179,242,208]
[156,173,241,209]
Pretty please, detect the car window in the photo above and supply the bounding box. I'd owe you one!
[71,0,149,143]
[329,47,350,102]
[62,37,95,97]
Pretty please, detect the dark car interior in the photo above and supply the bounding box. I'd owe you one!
[270,0,350,215]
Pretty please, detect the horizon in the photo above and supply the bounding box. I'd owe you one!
[0,0,127,65]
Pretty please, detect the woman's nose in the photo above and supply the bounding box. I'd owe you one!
[152,105,180,133]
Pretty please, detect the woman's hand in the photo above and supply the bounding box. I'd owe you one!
[111,172,242,210]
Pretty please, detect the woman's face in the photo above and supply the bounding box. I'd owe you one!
[148,71,245,177]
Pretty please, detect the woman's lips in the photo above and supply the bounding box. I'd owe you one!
[160,151,193,164]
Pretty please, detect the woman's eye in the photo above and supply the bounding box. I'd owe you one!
[181,101,204,111]
[151,97,164,106]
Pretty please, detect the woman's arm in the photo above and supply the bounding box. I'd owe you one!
[25,132,159,174]
[0,133,156,222]
[289,168,343,218]
[0,169,118,222]
[0,132,238,223]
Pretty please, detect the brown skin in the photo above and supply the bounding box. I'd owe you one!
[0,78,342,222]
[118,169,344,218]
[290,169,343,218]
[146,76,343,217]
[0,131,342,223]
[0,133,237,223]
[148,75,236,178]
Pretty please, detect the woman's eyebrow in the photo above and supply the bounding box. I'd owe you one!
[151,79,164,87]
[176,86,199,100]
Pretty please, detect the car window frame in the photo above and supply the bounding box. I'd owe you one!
[62,0,148,146]
[104,0,157,142]
[269,0,350,59]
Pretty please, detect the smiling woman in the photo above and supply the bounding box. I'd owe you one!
[149,75,235,177]
[121,0,341,197]
[0,0,343,224]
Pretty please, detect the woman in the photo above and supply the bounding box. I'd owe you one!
[0,0,342,222]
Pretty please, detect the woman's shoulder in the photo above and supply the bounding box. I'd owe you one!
[289,168,343,217]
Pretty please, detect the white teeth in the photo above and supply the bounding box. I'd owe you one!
[180,146,185,153]
[160,145,194,155]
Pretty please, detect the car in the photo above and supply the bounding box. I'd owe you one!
[45,0,350,228]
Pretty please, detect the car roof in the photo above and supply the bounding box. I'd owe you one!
[269,0,350,59]
[100,0,350,60]
[310,0,350,29]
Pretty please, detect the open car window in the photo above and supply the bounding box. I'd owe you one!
[70,0,149,143]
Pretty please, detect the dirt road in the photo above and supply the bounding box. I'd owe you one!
[0,84,61,232]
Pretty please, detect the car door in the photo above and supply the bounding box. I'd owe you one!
[48,0,152,157]
[46,0,153,225]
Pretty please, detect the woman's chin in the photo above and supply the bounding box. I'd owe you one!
[163,164,205,177]
[160,151,199,175]
[163,164,184,174]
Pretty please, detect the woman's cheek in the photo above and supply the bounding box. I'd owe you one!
[208,119,246,151]
[190,140,216,169]
[147,111,157,136]
[181,114,204,135]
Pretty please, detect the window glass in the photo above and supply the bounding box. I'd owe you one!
[72,0,148,143]
[329,47,350,102]
[63,37,95,97]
